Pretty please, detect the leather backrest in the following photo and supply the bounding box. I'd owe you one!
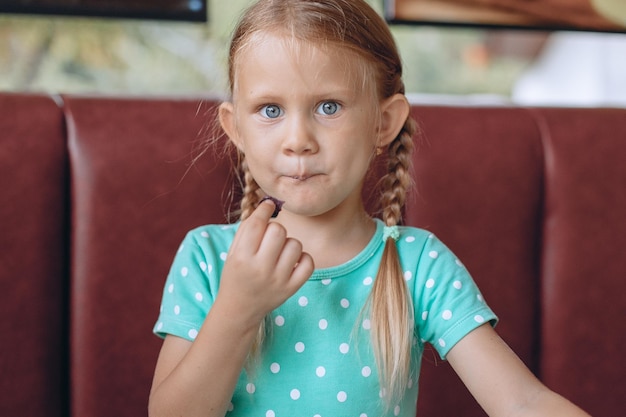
[65,96,235,417]
[0,93,68,417]
[405,105,544,417]
[537,107,626,416]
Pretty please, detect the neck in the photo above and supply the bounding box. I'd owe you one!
[274,205,376,269]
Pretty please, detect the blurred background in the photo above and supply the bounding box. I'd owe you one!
[1,0,624,106]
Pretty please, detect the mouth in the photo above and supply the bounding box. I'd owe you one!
[283,173,320,181]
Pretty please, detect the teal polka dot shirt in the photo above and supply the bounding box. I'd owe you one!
[154,219,497,417]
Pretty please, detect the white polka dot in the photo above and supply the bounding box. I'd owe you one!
[208,264,213,274]
[195,292,203,302]
[266,411,275,417]
[394,405,401,416]
[201,231,209,238]
[321,279,331,285]
[188,329,198,339]
[337,391,347,402]
[442,310,453,320]
[477,294,485,302]
[220,252,227,261]
[404,271,412,281]
[290,389,300,400]
[360,414,368,417]
[405,236,416,243]
[362,319,371,330]
[174,305,180,315]
[429,250,439,259]
[453,280,462,290]
[168,283,174,293]
[408,378,413,388]
[319,319,328,330]
[270,363,280,373]
[275,315,285,326]
[421,311,428,320]
[438,338,446,347]
[363,276,373,285]
[199,261,207,271]
[227,402,234,411]
[295,342,305,353]
[314,415,321,417]
[316,366,326,377]
[177,243,184,253]
[362,366,372,377]
[298,296,308,306]
[428,233,434,239]
[339,343,350,354]
[180,267,189,277]
[340,298,350,308]
[474,315,485,323]
[379,388,387,398]
[425,278,435,288]
[246,383,255,394]
[455,259,463,267]
[156,322,163,331]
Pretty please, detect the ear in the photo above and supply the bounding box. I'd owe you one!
[377,93,410,147]
[218,101,243,151]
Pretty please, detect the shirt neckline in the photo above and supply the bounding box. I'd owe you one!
[309,218,384,280]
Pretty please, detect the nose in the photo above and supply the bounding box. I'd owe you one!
[282,113,319,155]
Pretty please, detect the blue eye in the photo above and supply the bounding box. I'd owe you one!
[260,104,283,119]
[317,101,341,115]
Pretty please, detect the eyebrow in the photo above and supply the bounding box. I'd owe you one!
[242,87,358,103]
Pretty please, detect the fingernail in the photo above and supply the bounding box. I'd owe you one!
[259,195,284,218]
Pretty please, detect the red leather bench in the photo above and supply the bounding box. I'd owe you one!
[1,93,624,417]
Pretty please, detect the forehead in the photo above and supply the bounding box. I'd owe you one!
[232,31,374,93]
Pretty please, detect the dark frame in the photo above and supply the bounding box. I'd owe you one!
[0,0,207,22]
[384,0,626,33]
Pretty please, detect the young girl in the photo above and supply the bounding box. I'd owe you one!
[149,1,591,416]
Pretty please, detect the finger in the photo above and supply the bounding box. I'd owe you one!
[273,237,304,278]
[287,252,315,293]
[252,197,277,220]
[257,222,288,260]
[230,199,277,253]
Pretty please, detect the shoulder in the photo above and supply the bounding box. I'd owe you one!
[394,225,470,286]
[396,226,460,260]
[182,223,239,248]
[395,225,438,255]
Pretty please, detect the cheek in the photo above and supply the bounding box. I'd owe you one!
[241,139,275,179]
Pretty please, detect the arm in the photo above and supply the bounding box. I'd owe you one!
[447,324,591,417]
[148,200,314,417]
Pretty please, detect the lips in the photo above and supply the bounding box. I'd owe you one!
[283,173,320,181]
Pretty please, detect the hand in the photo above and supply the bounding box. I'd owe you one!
[218,199,314,324]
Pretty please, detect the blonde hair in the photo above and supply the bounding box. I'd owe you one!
[225,0,418,406]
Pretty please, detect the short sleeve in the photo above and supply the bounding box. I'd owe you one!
[412,233,497,359]
[153,229,221,341]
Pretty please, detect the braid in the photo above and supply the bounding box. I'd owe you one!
[239,157,262,221]
[380,117,416,226]
[236,156,269,369]
[368,115,417,407]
